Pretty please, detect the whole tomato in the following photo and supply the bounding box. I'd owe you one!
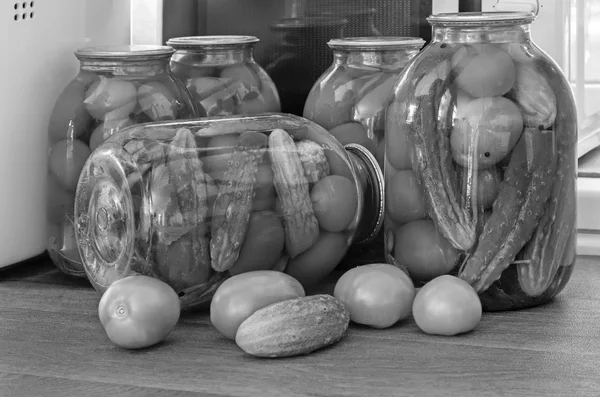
[412,275,482,336]
[210,271,305,340]
[333,263,415,329]
[98,275,181,349]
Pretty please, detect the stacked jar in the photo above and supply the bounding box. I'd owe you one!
[73,114,384,310]
[384,12,578,310]
[166,36,281,117]
[46,45,197,277]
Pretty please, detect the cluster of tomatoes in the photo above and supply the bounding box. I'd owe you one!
[98,263,482,351]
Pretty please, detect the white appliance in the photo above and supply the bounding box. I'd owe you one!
[0,0,130,267]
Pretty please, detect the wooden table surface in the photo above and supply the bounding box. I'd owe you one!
[1,255,600,397]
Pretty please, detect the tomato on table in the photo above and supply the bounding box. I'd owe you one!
[334,263,415,329]
[412,275,482,336]
[210,271,305,340]
[98,275,181,349]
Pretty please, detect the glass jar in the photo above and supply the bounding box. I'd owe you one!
[166,36,281,117]
[73,113,384,310]
[303,37,425,166]
[265,17,347,116]
[384,11,578,311]
[46,45,198,277]
[304,36,424,267]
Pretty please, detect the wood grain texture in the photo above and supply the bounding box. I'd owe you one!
[1,255,600,396]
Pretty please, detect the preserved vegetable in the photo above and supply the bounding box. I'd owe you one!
[384,11,577,310]
[74,114,384,310]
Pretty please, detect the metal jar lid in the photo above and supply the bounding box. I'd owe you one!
[328,36,426,51]
[166,35,259,50]
[427,11,536,27]
[74,45,175,62]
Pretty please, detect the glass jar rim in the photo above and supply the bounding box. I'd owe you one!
[427,11,535,26]
[74,45,174,61]
[328,36,425,51]
[166,35,259,50]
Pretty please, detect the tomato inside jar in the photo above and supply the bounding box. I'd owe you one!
[46,45,198,277]
[74,114,385,310]
[167,36,281,117]
[383,11,578,311]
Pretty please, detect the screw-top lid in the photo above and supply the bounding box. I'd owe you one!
[166,35,259,50]
[328,36,426,51]
[344,143,385,244]
[75,45,174,61]
[427,11,536,27]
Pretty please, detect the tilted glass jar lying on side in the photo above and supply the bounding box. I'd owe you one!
[384,11,578,311]
[47,45,198,277]
[167,36,281,117]
[303,37,425,167]
[73,113,383,310]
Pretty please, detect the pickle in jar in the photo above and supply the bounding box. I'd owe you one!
[74,114,383,309]
[382,13,577,310]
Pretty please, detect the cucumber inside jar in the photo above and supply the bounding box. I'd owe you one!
[384,36,577,309]
[75,119,365,309]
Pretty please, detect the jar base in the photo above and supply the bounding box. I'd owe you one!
[47,247,86,278]
[479,263,575,311]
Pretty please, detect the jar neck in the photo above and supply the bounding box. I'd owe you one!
[333,48,421,70]
[80,59,170,76]
[173,47,255,65]
[431,23,532,44]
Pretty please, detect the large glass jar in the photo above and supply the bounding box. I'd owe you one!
[166,36,281,117]
[303,37,423,266]
[73,113,383,310]
[384,11,577,311]
[46,45,198,277]
[303,37,425,166]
